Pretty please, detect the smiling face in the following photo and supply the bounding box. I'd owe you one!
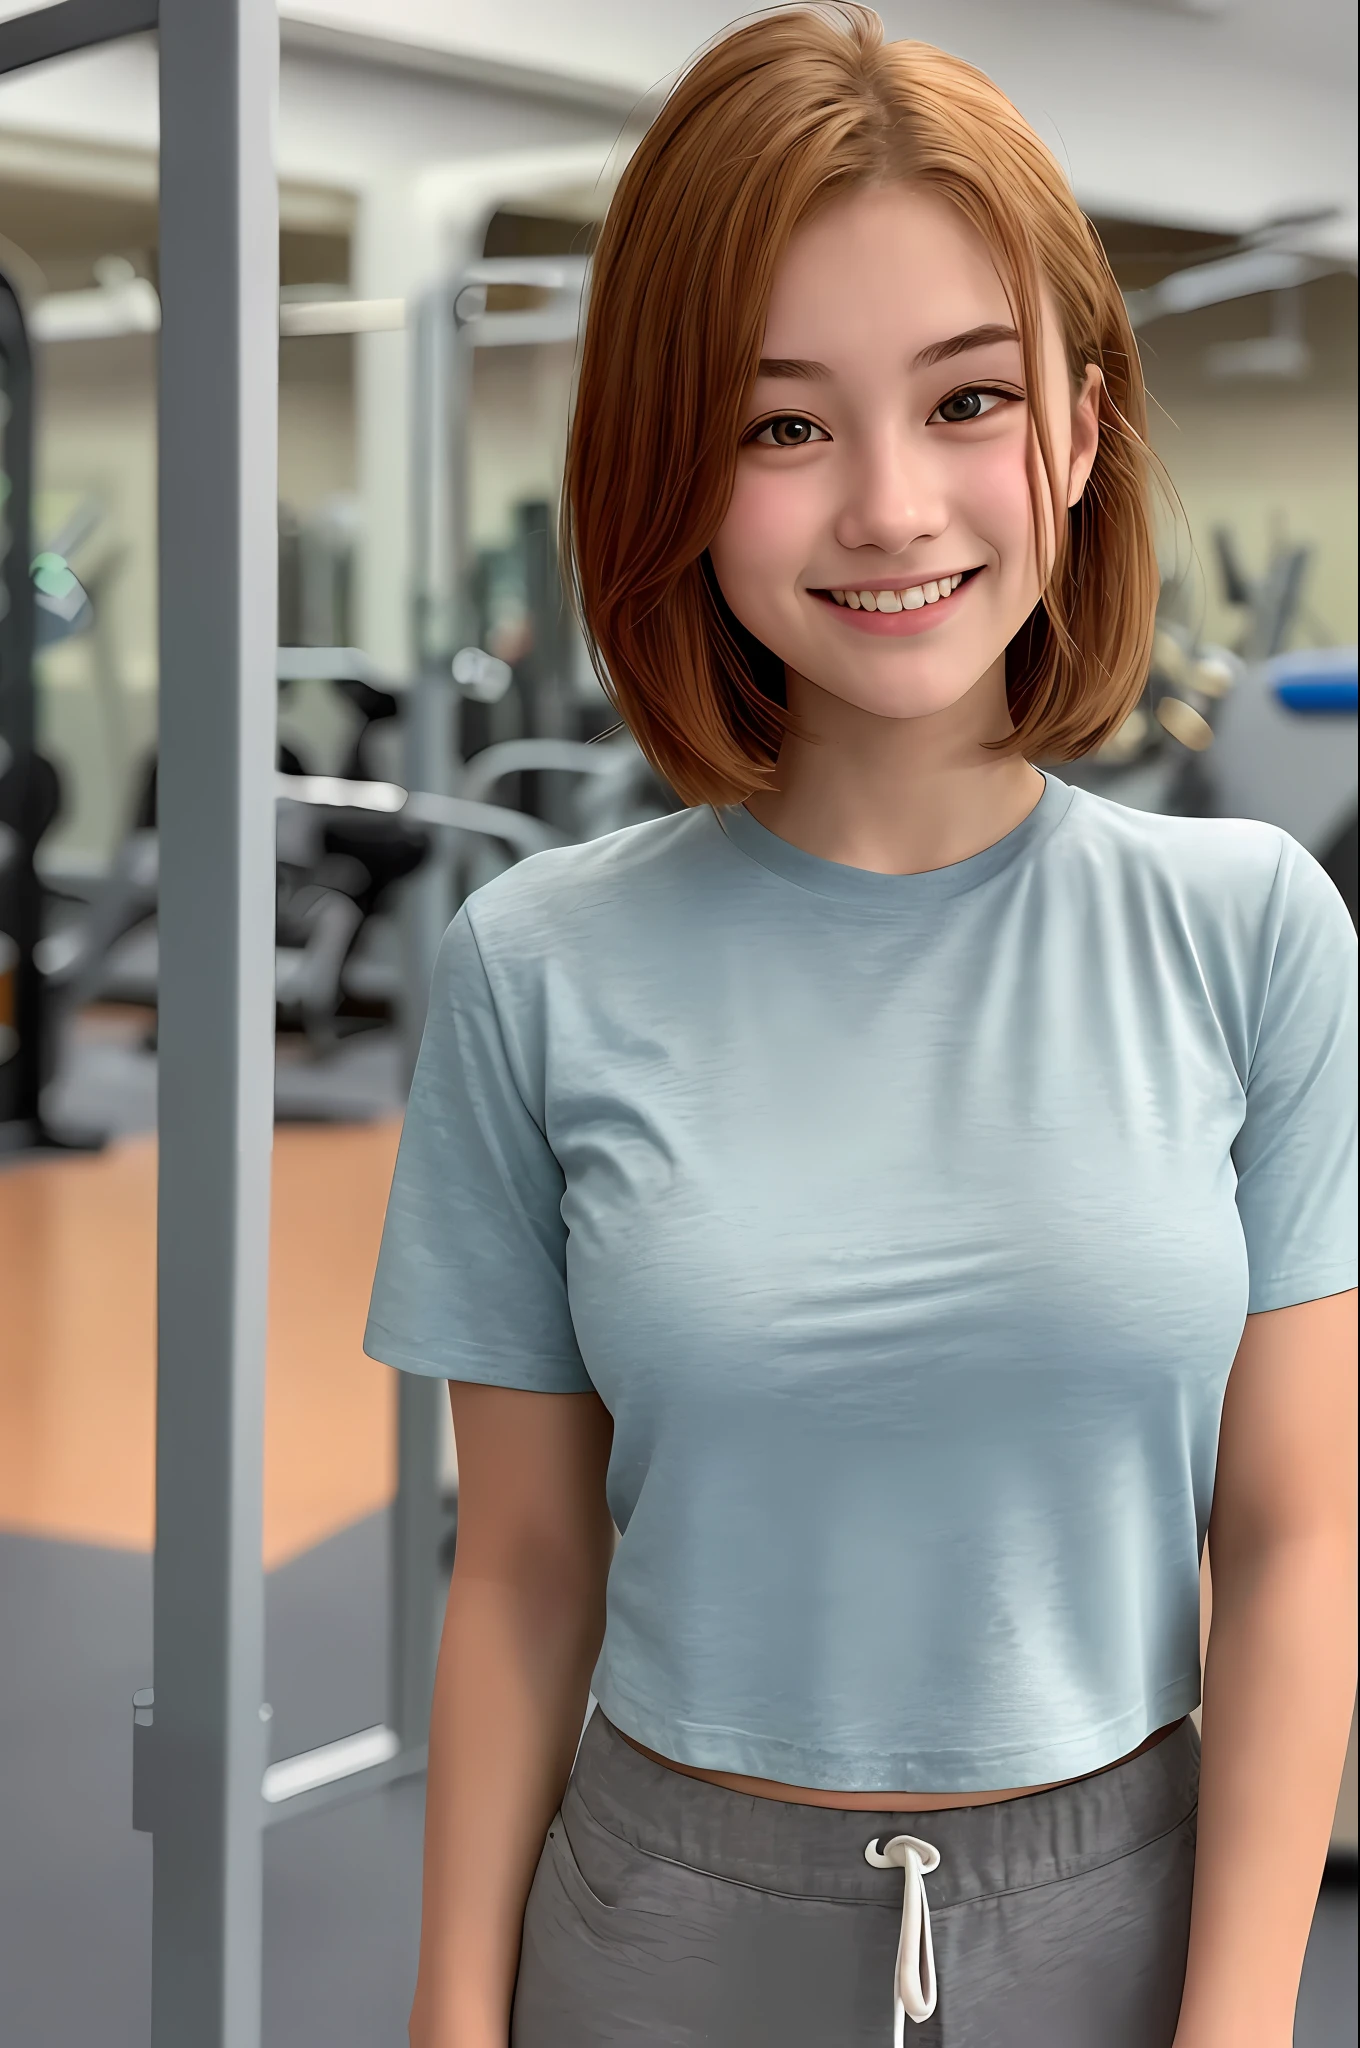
[707,183,1101,734]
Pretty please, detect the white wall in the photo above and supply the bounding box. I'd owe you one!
[1142,272,1357,650]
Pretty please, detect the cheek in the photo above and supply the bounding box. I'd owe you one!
[957,437,1036,574]
[710,468,818,610]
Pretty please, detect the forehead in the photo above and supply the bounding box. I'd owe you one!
[760,184,1015,360]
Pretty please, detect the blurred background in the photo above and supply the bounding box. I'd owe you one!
[0,3,1355,2044]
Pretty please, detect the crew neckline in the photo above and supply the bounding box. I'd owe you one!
[715,772,1075,908]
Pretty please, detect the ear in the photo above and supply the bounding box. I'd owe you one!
[1067,364,1102,508]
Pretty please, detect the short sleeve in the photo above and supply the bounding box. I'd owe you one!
[363,907,593,1391]
[1233,840,1358,1315]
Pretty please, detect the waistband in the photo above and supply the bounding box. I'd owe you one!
[569,1711,1199,1911]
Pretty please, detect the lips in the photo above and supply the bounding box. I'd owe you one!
[811,567,981,636]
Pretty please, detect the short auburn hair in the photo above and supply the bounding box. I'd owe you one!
[564,4,1160,806]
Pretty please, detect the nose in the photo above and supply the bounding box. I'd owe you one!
[833,428,948,560]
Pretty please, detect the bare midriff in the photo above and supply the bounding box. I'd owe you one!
[617,1718,1186,1812]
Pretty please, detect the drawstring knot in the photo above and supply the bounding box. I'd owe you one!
[864,1832,940,2042]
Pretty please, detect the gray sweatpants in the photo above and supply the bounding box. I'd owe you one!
[512,1710,1199,2046]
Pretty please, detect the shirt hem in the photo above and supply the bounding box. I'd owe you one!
[362,1325,594,1394]
[592,1670,1202,1795]
[1246,1263,1357,1316]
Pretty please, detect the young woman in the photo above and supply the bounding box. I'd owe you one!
[365,10,1357,2044]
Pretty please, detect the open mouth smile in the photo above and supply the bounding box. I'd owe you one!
[811,567,982,634]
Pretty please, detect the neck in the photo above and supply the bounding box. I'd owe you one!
[745,657,1044,877]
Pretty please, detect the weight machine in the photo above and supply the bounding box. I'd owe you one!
[0,264,109,1153]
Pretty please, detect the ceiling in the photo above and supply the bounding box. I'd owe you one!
[0,0,1354,257]
[279,0,1357,100]
[284,0,1360,253]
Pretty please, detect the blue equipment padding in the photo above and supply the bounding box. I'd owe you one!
[1267,648,1358,717]
[1274,678,1358,715]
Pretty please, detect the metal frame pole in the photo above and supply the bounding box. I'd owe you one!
[387,255,591,1758]
[402,280,465,1068]
[150,1,278,2042]
[390,281,468,1753]
[0,0,157,69]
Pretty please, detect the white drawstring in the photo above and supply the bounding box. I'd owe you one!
[864,1832,940,2043]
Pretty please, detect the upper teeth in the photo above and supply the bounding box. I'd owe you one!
[830,574,965,611]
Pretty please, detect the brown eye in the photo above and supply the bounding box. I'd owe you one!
[929,388,1009,426]
[751,415,828,447]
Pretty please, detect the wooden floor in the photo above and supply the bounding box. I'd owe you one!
[0,1121,400,1567]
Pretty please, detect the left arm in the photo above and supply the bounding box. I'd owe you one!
[1174,1288,1357,2048]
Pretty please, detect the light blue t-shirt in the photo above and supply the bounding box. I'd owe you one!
[364,774,1357,1791]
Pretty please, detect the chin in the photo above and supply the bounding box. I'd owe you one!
[811,668,983,723]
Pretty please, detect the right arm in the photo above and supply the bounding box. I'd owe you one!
[408,1380,615,2048]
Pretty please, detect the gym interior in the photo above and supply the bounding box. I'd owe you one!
[0,2,1355,2044]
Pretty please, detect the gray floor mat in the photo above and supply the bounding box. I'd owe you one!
[0,1515,421,2048]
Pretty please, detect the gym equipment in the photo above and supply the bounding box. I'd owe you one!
[279,494,359,651]
[1213,525,1313,663]
[1062,613,1245,819]
[454,734,672,894]
[48,647,561,1052]
[0,265,42,1151]
[1066,505,1348,835]
[0,264,105,1154]
[401,254,598,1036]
[1210,646,1358,921]
[402,256,677,1022]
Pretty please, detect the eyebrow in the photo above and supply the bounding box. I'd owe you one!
[913,322,1020,368]
[754,356,831,381]
[753,324,1021,384]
